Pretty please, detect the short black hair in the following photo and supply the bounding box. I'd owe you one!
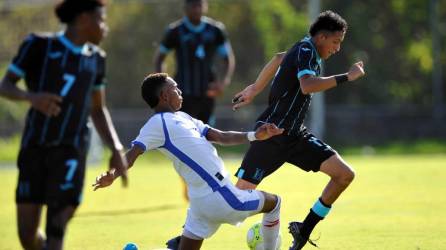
[141,73,169,108]
[309,10,348,36]
[55,0,105,24]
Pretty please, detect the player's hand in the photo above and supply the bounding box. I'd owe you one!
[347,61,365,81]
[254,123,284,140]
[232,84,257,111]
[28,92,62,117]
[109,149,128,187]
[206,81,225,97]
[92,169,116,191]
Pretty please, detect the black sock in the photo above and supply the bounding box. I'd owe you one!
[300,209,323,239]
[300,198,332,238]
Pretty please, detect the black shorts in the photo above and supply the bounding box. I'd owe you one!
[235,132,336,184]
[16,145,87,206]
[180,96,215,124]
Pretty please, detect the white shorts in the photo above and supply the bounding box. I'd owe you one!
[184,184,265,239]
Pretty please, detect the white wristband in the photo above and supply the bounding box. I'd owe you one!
[247,131,257,141]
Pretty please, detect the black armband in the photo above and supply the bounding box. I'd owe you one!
[335,73,349,85]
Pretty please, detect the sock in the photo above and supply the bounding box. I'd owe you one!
[261,196,281,250]
[301,198,331,239]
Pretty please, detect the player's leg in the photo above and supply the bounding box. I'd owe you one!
[178,230,204,250]
[235,136,286,190]
[17,204,46,250]
[287,134,354,249]
[258,191,281,250]
[319,154,355,205]
[45,205,76,250]
[16,147,47,250]
[45,146,86,250]
[298,154,355,241]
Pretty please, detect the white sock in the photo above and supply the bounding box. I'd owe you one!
[261,196,281,250]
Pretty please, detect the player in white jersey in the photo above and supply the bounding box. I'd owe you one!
[93,73,286,250]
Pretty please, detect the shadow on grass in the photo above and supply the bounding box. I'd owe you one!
[76,204,182,218]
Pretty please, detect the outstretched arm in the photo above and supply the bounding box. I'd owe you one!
[206,123,284,145]
[232,52,286,110]
[92,146,144,191]
[299,61,365,94]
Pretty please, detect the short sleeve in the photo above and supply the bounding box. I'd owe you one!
[296,44,317,79]
[93,52,106,91]
[159,26,178,54]
[190,116,210,137]
[131,117,165,151]
[214,24,230,58]
[8,34,41,78]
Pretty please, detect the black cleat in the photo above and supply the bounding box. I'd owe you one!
[165,235,181,250]
[288,222,319,250]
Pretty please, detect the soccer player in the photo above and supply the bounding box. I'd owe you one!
[0,1,128,249]
[232,11,365,250]
[153,0,235,124]
[93,73,283,250]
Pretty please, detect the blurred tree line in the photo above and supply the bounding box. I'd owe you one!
[0,0,445,132]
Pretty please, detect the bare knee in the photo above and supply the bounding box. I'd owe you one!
[321,155,356,186]
[336,166,355,187]
[261,192,280,213]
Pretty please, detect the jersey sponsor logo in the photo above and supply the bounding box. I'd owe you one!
[49,51,63,59]
[180,33,194,43]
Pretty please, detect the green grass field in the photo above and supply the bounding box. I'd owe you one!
[1,152,445,250]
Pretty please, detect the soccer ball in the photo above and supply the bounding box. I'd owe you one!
[246,222,281,250]
[123,243,138,250]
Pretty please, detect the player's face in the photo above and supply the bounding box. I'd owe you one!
[164,78,183,111]
[185,0,208,23]
[317,31,345,60]
[84,7,108,45]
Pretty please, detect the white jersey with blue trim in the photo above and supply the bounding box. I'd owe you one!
[132,111,230,199]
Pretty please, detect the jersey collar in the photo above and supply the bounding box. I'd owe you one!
[58,33,88,55]
[183,16,206,33]
[303,36,322,64]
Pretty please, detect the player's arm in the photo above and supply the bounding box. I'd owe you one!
[90,89,129,186]
[93,146,144,191]
[232,52,286,110]
[299,61,365,94]
[206,123,284,145]
[206,43,236,97]
[0,72,62,116]
[154,27,176,73]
